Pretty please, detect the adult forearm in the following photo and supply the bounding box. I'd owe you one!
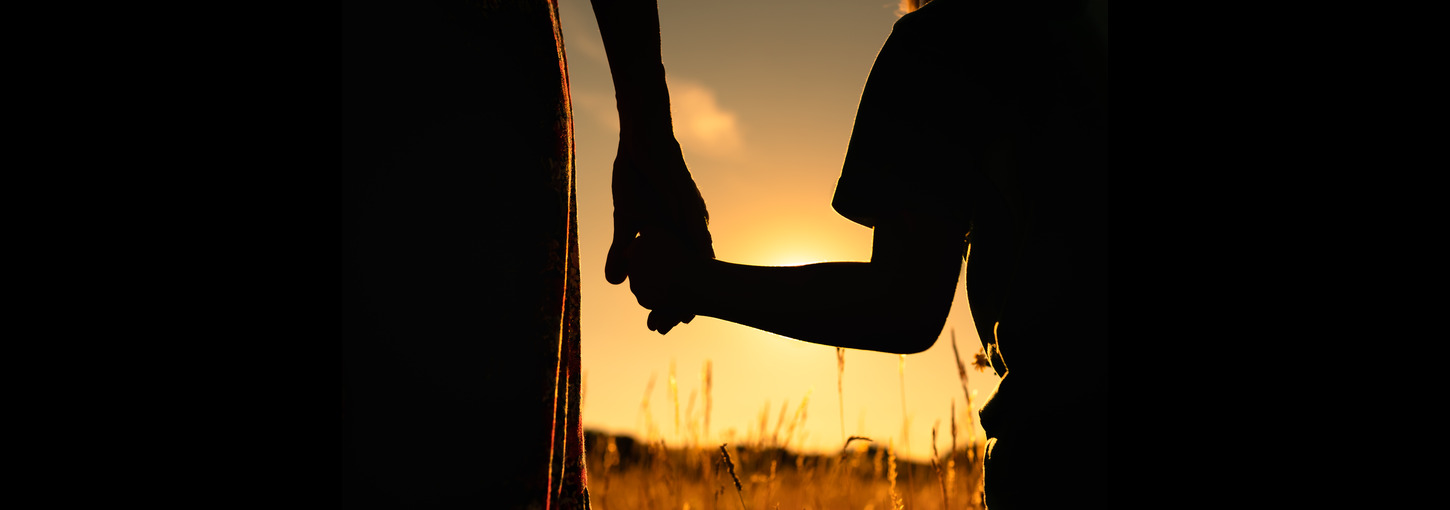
[589,0,673,134]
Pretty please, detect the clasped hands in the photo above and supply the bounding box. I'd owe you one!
[605,131,714,334]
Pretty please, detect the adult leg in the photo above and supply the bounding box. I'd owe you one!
[340,0,582,507]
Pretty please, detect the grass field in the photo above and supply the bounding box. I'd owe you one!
[583,333,991,510]
[583,429,986,510]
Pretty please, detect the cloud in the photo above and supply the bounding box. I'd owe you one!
[569,76,744,159]
[668,79,744,158]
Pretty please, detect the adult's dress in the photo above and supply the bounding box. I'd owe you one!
[340,1,587,508]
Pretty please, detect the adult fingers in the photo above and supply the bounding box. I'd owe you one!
[648,309,680,335]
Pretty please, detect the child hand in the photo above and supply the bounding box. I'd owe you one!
[626,232,700,333]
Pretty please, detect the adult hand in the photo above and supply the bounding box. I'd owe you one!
[604,130,713,333]
[625,231,696,322]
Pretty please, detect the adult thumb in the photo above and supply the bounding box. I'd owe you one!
[604,213,637,285]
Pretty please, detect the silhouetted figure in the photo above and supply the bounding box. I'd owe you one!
[340,0,710,507]
[624,1,1108,508]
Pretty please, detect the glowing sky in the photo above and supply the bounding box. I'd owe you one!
[560,0,1005,462]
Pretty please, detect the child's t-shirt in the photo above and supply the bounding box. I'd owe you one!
[831,0,1109,414]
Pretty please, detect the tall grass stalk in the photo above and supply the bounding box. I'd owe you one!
[950,330,977,438]
[639,373,657,441]
[949,400,958,503]
[771,400,787,446]
[704,361,713,442]
[932,423,948,509]
[951,329,991,509]
[670,360,680,440]
[720,444,748,510]
[842,436,873,451]
[887,439,903,510]
[899,354,915,509]
[600,436,618,509]
[767,459,778,507]
[756,401,770,446]
[783,390,811,450]
[836,347,846,444]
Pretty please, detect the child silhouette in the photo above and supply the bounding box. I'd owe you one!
[623,1,1108,507]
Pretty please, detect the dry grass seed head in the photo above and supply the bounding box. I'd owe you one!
[719,444,748,510]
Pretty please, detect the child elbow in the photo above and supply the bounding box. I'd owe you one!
[899,320,944,354]
[894,297,952,354]
[874,309,947,355]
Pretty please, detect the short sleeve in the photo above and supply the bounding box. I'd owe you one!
[832,8,977,233]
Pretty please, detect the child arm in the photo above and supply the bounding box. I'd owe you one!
[629,208,964,354]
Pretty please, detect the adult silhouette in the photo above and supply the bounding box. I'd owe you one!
[339,0,709,507]
[624,1,1108,508]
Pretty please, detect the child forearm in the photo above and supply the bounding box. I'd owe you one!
[682,259,952,354]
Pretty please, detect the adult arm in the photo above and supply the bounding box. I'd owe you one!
[590,0,714,332]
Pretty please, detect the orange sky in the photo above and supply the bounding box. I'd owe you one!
[560,0,1004,462]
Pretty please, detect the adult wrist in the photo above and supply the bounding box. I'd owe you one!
[616,103,673,138]
[613,66,674,134]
